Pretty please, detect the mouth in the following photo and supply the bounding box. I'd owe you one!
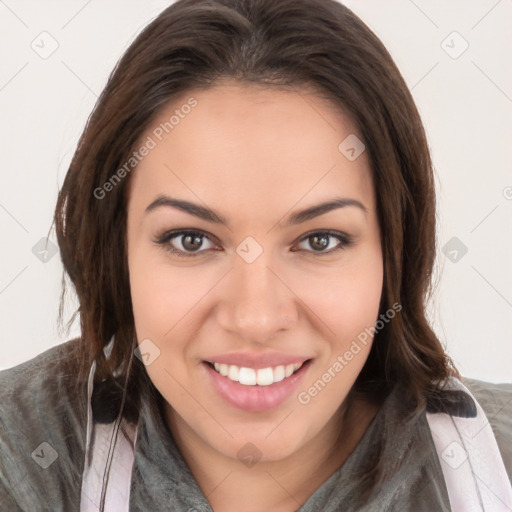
[204,359,311,386]
[202,359,313,412]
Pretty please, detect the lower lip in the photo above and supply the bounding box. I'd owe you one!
[203,360,312,412]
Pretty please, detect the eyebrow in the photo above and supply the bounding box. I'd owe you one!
[144,195,367,227]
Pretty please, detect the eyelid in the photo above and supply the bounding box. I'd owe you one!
[154,228,354,257]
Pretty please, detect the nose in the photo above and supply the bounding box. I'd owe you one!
[216,252,299,345]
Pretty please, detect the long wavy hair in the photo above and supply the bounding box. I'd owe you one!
[54,0,460,432]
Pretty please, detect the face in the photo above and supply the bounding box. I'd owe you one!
[126,81,383,464]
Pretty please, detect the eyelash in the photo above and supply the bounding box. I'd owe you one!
[154,229,354,258]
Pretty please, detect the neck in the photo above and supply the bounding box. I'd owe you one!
[163,393,380,512]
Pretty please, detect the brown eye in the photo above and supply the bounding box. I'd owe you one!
[308,234,329,251]
[181,233,205,252]
[155,230,218,257]
[294,231,353,255]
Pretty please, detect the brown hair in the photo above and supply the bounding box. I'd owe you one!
[54,0,459,426]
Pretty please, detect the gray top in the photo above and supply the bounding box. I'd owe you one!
[1,339,511,511]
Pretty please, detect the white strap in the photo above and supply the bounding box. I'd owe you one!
[426,378,512,511]
[79,336,138,512]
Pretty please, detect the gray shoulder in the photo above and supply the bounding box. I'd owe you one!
[0,338,88,416]
[0,339,89,510]
[461,376,512,484]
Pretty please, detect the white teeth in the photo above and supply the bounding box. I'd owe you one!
[238,367,257,385]
[256,367,274,386]
[210,361,306,386]
[273,365,285,383]
[228,365,239,381]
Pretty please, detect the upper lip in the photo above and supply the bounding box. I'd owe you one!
[205,352,312,369]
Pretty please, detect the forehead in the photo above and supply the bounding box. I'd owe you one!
[127,82,375,222]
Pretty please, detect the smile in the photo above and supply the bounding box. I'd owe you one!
[208,361,305,386]
[203,359,312,412]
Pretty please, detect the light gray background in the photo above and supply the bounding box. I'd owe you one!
[1,0,511,382]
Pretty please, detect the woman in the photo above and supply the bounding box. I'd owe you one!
[0,0,510,510]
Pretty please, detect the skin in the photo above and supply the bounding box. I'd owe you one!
[126,80,384,511]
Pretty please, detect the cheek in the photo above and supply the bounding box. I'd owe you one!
[130,260,195,338]
[298,246,383,343]
[296,253,383,409]
[335,257,383,332]
[128,239,169,337]
[128,251,206,390]
[128,243,224,343]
